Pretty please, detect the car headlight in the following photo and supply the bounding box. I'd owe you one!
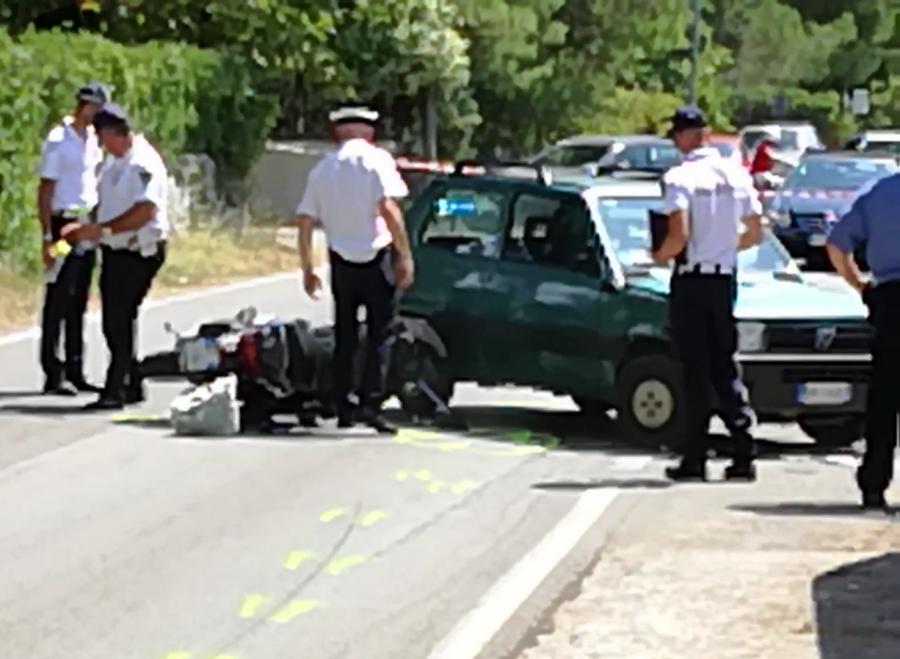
[736,322,766,352]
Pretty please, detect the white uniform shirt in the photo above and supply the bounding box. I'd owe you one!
[97,134,170,255]
[296,138,409,263]
[662,146,761,272]
[39,116,103,214]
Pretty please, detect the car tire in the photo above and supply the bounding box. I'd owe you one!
[797,416,864,449]
[616,354,686,450]
[392,341,455,418]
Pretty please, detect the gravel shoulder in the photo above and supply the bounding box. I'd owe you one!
[518,458,900,659]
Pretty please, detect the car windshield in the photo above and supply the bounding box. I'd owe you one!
[604,142,681,170]
[400,169,443,210]
[784,157,896,190]
[596,197,794,276]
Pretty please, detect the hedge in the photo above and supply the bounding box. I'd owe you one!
[0,27,278,273]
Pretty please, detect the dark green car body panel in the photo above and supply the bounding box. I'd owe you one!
[398,174,668,403]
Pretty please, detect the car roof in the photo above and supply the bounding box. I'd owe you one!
[554,134,671,147]
[803,150,896,162]
[580,179,662,199]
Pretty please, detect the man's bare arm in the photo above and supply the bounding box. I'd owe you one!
[826,243,867,291]
[37,179,55,236]
[653,210,689,263]
[296,214,317,271]
[378,197,411,259]
[738,213,763,250]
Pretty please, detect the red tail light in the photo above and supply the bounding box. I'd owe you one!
[237,333,262,378]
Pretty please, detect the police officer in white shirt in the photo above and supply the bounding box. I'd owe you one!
[37,82,108,396]
[296,105,413,434]
[62,103,170,411]
[653,106,764,483]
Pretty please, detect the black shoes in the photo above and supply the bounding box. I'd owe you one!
[665,461,757,483]
[83,397,124,411]
[861,491,889,512]
[43,380,78,397]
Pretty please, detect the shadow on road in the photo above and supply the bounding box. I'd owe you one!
[0,390,42,400]
[0,402,97,415]
[533,478,672,492]
[730,502,898,519]
[813,552,900,658]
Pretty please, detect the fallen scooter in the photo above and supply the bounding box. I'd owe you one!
[137,307,466,433]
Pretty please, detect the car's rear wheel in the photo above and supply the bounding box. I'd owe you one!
[797,415,864,449]
[616,353,686,450]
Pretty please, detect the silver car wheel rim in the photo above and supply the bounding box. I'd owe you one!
[631,379,673,429]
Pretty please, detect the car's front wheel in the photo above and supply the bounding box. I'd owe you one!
[797,415,864,449]
[616,353,686,450]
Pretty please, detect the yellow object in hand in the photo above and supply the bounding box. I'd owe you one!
[53,240,72,257]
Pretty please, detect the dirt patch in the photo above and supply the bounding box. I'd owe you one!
[0,227,327,332]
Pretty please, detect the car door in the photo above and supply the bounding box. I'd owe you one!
[399,177,511,381]
[482,188,620,393]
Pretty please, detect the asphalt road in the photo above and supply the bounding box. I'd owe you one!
[0,274,850,659]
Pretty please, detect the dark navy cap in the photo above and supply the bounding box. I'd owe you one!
[77,81,110,105]
[91,102,130,131]
[668,105,708,134]
[329,104,379,125]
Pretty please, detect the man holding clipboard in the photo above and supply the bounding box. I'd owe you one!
[651,106,764,483]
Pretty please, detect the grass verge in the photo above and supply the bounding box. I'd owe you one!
[0,226,327,332]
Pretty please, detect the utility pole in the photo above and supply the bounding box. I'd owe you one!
[686,0,702,105]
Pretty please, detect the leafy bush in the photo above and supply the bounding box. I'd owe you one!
[0,26,278,273]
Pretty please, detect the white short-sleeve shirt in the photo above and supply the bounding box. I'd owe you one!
[98,134,170,255]
[296,138,409,262]
[662,146,761,269]
[39,116,103,214]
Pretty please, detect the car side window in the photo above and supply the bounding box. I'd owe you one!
[420,187,507,257]
[502,193,600,276]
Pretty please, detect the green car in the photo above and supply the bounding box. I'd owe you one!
[397,165,872,448]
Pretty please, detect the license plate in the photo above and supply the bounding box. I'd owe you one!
[797,382,852,406]
[179,337,220,372]
[808,233,827,246]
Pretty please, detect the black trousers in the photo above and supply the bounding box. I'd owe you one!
[40,213,96,384]
[99,244,166,402]
[859,281,900,495]
[669,274,755,465]
[330,247,397,413]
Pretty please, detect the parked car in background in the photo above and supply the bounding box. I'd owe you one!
[528,135,680,177]
[767,150,897,269]
[708,132,746,167]
[739,122,823,165]
[397,163,871,449]
[844,130,900,156]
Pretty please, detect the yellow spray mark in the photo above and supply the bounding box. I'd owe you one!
[542,435,561,449]
[270,599,319,622]
[357,510,386,527]
[212,655,239,659]
[162,653,191,659]
[451,480,477,494]
[394,470,409,481]
[393,431,470,452]
[238,594,268,618]
[318,507,347,522]
[110,412,165,422]
[414,470,433,481]
[426,480,444,493]
[283,550,315,571]
[324,555,369,575]
[506,429,533,443]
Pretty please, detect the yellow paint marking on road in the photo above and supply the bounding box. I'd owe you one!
[162,652,191,659]
[393,430,470,452]
[451,480,477,494]
[506,429,533,443]
[318,507,347,522]
[414,470,433,481]
[357,510,386,527]
[211,655,239,659]
[426,480,444,493]
[270,599,319,622]
[238,594,268,618]
[283,550,316,570]
[110,412,165,422]
[324,555,369,575]
[394,470,409,481]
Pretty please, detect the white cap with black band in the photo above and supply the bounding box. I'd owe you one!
[328,106,379,125]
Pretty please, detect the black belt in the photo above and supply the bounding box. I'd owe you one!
[102,240,167,255]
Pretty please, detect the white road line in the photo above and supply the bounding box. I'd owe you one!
[0,271,302,347]
[425,481,633,659]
